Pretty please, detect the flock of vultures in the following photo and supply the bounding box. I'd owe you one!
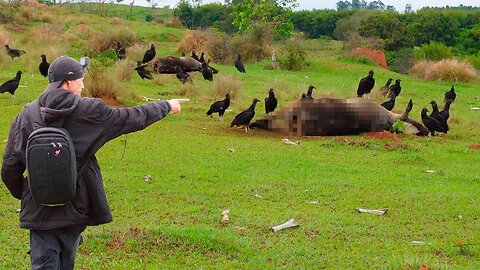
[1,43,456,137]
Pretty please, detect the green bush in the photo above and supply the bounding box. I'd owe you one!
[415,41,452,61]
[277,39,307,71]
[386,47,415,74]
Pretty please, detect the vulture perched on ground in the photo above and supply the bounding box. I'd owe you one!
[230,98,260,132]
[440,99,453,121]
[388,79,402,99]
[142,44,156,63]
[421,108,447,136]
[201,61,213,81]
[380,96,395,111]
[379,78,392,97]
[429,100,448,132]
[234,54,246,73]
[206,93,230,121]
[356,70,375,98]
[444,86,456,103]
[0,71,22,98]
[39,54,50,77]
[265,88,278,115]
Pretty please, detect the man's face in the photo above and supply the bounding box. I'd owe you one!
[66,78,84,96]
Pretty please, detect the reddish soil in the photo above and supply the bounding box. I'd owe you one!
[352,48,388,69]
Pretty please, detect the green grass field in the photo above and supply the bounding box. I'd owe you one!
[0,4,479,269]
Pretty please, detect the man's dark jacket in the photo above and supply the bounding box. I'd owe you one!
[1,87,171,230]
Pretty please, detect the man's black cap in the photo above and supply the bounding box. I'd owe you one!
[47,56,89,90]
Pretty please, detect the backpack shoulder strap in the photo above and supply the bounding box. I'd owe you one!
[25,100,45,130]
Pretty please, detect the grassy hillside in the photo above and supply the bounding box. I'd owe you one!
[0,3,479,269]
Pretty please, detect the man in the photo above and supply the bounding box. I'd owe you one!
[1,55,188,269]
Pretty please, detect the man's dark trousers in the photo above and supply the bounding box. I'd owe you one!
[30,225,86,270]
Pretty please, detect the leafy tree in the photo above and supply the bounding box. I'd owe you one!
[174,0,194,28]
[231,0,298,37]
[336,1,351,10]
[404,4,413,13]
[358,11,413,50]
[415,41,452,60]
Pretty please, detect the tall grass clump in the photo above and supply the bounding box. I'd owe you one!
[177,30,215,56]
[0,29,10,46]
[410,59,479,82]
[416,41,452,61]
[83,64,128,99]
[87,27,137,52]
[213,74,242,100]
[114,59,134,81]
[177,83,201,97]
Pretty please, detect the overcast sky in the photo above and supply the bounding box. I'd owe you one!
[140,0,480,11]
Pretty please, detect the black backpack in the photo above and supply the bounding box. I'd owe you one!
[25,100,77,206]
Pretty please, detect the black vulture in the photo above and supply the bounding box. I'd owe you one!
[356,70,375,98]
[207,61,219,74]
[5,45,25,60]
[230,98,260,132]
[265,88,278,114]
[379,78,392,97]
[135,61,153,80]
[199,52,205,63]
[142,44,156,63]
[191,50,199,61]
[429,100,448,132]
[388,79,402,99]
[234,54,246,73]
[115,42,126,60]
[201,61,213,81]
[206,93,230,121]
[0,70,22,98]
[175,66,191,84]
[300,93,307,100]
[440,99,453,121]
[444,85,456,103]
[181,52,186,57]
[305,85,315,99]
[421,108,447,136]
[380,96,395,111]
[39,54,50,77]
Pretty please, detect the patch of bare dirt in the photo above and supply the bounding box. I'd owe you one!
[352,48,388,69]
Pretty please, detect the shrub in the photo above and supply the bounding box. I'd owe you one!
[277,39,307,71]
[177,30,214,55]
[87,27,137,53]
[410,59,479,82]
[83,64,127,99]
[114,59,134,81]
[145,14,154,22]
[177,83,200,97]
[213,74,242,100]
[463,54,480,70]
[166,17,182,28]
[153,18,164,24]
[415,42,452,61]
[386,47,415,74]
